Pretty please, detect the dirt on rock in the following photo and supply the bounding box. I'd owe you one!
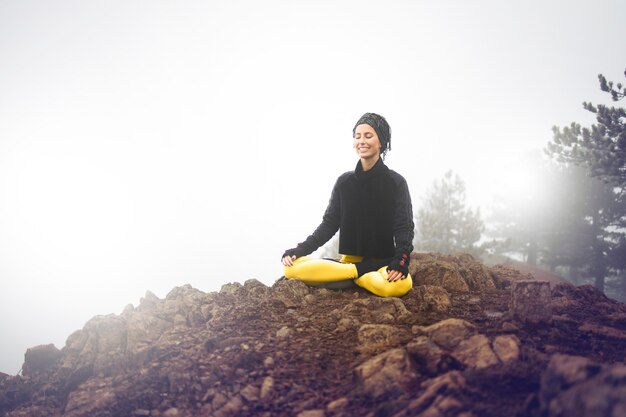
[1,253,626,417]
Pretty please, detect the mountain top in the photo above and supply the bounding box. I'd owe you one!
[2,253,626,417]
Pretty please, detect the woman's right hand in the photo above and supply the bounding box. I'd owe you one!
[282,255,297,267]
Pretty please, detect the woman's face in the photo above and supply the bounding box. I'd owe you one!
[353,123,381,160]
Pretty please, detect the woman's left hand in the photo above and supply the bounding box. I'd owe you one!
[387,269,405,282]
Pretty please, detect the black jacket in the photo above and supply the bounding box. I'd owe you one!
[285,158,414,274]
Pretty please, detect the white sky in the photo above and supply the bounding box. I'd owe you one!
[1,0,624,374]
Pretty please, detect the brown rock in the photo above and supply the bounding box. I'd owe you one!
[260,376,275,401]
[510,280,552,324]
[451,334,499,369]
[412,285,452,313]
[492,335,520,364]
[213,395,243,417]
[297,410,326,417]
[409,253,500,292]
[354,348,418,399]
[537,354,626,417]
[340,297,410,324]
[413,318,477,350]
[273,278,310,303]
[357,324,411,353]
[220,282,243,294]
[406,371,467,416]
[578,322,626,339]
[240,384,260,402]
[406,336,448,375]
[276,326,292,339]
[326,397,349,411]
[63,378,117,417]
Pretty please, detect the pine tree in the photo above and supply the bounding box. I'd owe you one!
[547,69,626,193]
[415,171,484,256]
[546,69,626,296]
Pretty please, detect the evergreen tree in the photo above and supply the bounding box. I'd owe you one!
[546,69,626,296]
[415,171,484,256]
[547,70,626,193]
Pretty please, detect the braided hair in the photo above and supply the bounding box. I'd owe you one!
[352,112,392,159]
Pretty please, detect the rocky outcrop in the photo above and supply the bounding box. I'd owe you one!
[409,252,521,293]
[2,255,626,417]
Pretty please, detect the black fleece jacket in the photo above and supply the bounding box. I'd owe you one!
[284,158,414,275]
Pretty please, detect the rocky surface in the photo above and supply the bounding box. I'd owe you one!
[1,253,626,417]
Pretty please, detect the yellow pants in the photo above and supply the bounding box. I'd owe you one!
[284,254,412,297]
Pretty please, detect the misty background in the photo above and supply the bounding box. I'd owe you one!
[1,0,625,374]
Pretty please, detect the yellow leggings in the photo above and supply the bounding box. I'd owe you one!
[284,254,412,297]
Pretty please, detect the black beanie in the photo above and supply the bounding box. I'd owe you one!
[352,112,392,157]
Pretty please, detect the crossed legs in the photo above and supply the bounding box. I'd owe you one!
[283,255,412,297]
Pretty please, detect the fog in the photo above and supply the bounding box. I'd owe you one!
[1,0,625,374]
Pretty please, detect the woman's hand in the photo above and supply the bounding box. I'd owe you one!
[387,269,406,282]
[282,255,297,267]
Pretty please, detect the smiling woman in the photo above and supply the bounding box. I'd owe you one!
[281,113,415,298]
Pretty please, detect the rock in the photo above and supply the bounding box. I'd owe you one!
[220,282,243,294]
[357,324,411,353]
[326,397,349,411]
[273,278,310,303]
[492,335,520,364]
[62,314,129,373]
[405,371,467,416]
[537,354,626,417]
[276,326,292,339]
[501,321,519,332]
[63,378,117,417]
[354,348,418,399]
[409,253,501,292]
[260,376,275,401]
[163,408,180,417]
[451,334,500,369]
[578,322,626,339]
[510,280,552,324]
[297,410,325,417]
[212,392,229,409]
[406,336,448,375]
[240,384,260,402]
[340,297,410,324]
[413,318,476,350]
[336,316,360,332]
[412,285,452,313]
[410,259,469,292]
[213,395,243,417]
[21,344,61,376]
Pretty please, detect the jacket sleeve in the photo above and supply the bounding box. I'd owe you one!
[387,176,414,275]
[282,177,341,259]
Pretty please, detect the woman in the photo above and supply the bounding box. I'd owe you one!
[281,112,414,297]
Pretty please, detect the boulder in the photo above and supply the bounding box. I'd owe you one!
[451,334,499,369]
[406,336,449,375]
[510,280,552,324]
[537,354,626,417]
[357,324,411,354]
[354,348,418,399]
[413,318,476,350]
[409,253,501,292]
[21,344,61,376]
[412,285,452,313]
